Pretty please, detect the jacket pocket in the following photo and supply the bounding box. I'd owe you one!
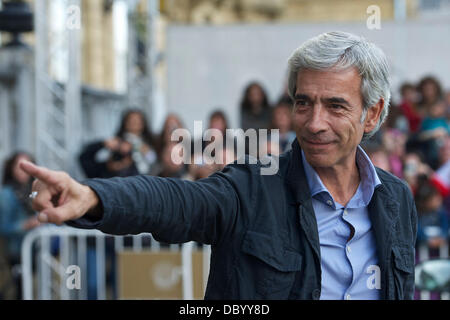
[392,245,414,273]
[241,230,302,298]
[391,244,414,299]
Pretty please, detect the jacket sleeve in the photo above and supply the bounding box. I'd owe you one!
[66,165,243,246]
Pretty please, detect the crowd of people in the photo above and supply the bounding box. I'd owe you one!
[0,75,449,299]
[362,76,450,254]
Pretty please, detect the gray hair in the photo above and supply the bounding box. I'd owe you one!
[287,31,391,140]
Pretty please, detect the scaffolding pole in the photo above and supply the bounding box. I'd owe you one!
[127,0,159,122]
[34,0,82,176]
[65,0,82,176]
[34,0,51,168]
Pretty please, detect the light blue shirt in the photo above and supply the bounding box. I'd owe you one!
[301,146,382,300]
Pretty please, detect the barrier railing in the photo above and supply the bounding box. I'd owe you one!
[415,241,450,300]
[20,225,210,300]
[21,225,449,300]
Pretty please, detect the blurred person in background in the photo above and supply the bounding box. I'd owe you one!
[381,128,407,178]
[398,83,421,133]
[207,110,228,137]
[270,98,296,153]
[417,76,444,119]
[79,109,157,178]
[188,110,235,180]
[418,100,449,138]
[0,152,41,299]
[402,151,433,195]
[437,135,450,167]
[417,100,450,169]
[429,136,450,217]
[152,142,188,178]
[155,113,185,155]
[115,109,157,174]
[364,145,392,173]
[240,81,272,131]
[404,77,446,171]
[201,109,232,151]
[415,179,449,250]
[445,90,450,122]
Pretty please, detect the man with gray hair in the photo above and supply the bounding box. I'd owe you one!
[21,31,417,300]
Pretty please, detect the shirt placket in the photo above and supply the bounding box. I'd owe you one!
[342,207,356,300]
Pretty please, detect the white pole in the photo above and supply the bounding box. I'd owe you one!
[202,245,211,295]
[65,0,82,177]
[34,0,50,167]
[181,242,194,300]
[95,235,106,300]
[77,233,88,299]
[394,0,408,21]
[21,229,41,300]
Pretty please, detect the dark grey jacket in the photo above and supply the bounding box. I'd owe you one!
[69,139,418,300]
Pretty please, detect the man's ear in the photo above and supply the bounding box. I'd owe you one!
[364,98,385,134]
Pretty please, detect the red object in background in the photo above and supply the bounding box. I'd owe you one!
[430,161,450,197]
[399,101,422,133]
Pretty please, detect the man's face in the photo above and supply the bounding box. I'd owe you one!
[292,67,382,169]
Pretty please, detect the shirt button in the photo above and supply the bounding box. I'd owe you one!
[327,200,333,206]
[345,294,351,300]
[347,246,351,254]
[343,209,348,215]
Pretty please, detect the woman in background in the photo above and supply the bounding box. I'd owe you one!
[270,99,296,153]
[155,113,185,156]
[0,152,41,299]
[79,108,157,178]
[240,81,272,131]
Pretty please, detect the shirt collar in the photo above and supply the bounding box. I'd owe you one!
[301,145,381,209]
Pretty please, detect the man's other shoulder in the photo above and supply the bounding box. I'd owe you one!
[375,167,413,199]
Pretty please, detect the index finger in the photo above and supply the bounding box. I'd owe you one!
[19,160,60,185]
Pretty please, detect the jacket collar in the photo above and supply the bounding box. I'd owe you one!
[285,139,312,205]
[285,139,321,260]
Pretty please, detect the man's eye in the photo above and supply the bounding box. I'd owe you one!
[295,100,308,107]
[330,104,343,110]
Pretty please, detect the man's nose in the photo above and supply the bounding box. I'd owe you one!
[305,105,328,134]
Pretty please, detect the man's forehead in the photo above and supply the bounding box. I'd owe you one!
[295,67,362,98]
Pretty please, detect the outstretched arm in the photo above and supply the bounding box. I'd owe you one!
[20,160,240,246]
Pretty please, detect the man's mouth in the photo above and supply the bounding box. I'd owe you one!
[303,139,334,145]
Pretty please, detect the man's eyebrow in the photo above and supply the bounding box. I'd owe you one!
[294,94,352,107]
[294,94,311,100]
[324,97,351,106]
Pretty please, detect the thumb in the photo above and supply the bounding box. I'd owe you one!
[41,203,77,225]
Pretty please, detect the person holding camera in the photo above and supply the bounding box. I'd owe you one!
[79,109,157,179]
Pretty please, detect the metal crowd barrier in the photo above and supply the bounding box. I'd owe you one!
[20,225,211,300]
[21,225,450,300]
[416,241,450,300]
